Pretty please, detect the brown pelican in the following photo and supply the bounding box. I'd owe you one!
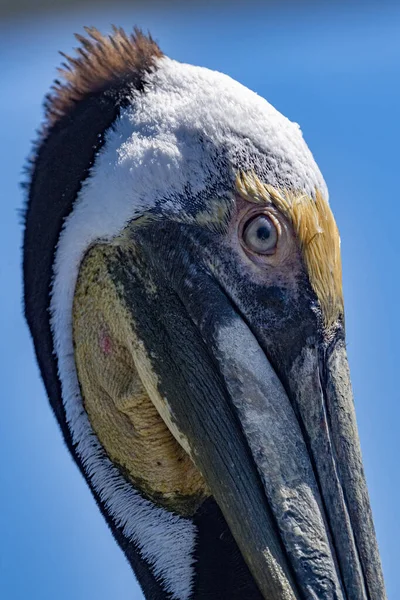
[23,27,386,600]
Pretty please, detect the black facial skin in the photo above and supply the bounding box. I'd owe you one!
[108,225,300,599]
[104,214,385,600]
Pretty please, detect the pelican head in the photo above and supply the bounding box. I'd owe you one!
[23,27,386,600]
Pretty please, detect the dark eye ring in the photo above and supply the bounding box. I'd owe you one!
[242,214,278,254]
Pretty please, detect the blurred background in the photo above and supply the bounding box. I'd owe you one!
[1,1,399,598]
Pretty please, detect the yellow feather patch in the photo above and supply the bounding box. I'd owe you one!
[236,171,343,328]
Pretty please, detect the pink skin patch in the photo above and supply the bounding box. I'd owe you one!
[99,330,112,356]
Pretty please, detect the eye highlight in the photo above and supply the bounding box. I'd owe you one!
[242,214,278,254]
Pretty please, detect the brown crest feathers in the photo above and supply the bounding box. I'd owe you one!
[44,26,163,129]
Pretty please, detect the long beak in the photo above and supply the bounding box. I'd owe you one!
[112,220,386,599]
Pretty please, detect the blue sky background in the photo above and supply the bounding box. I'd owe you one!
[0,2,399,598]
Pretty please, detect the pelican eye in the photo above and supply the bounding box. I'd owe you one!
[242,214,278,254]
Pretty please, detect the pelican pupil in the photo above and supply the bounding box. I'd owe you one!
[242,214,278,254]
[257,224,271,240]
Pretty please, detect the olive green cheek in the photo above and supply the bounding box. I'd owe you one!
[73,243,209,516]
